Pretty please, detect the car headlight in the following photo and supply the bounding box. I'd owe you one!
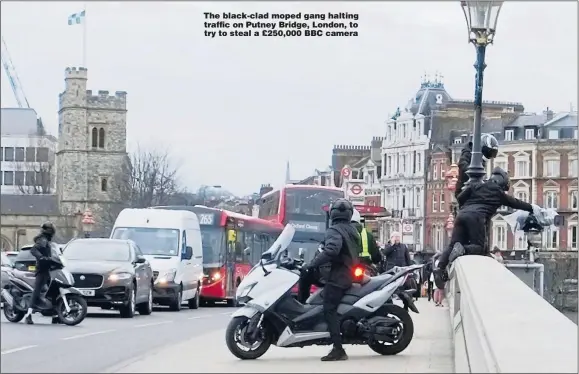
[108,272,132,281]
[156,269,177,284]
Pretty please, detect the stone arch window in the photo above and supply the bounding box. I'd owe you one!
[1,235,13,252]
[98,128,105,148]
[101,178,108,192]
[91,128,98,148]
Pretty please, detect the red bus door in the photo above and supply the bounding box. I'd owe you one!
[226,229,237,299]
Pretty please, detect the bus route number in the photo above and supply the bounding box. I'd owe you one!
[199,214,214,225]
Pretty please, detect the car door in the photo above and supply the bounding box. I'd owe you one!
[133,244,151,302]
[179,229,192,300]
[130,244,145,303]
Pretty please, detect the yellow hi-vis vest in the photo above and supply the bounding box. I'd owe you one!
[360,228,370,258]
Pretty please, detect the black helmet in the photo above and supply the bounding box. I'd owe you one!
[490,167,510,191]
[481,134,499,160]
[329,198,354,223]
[41,221,56,238]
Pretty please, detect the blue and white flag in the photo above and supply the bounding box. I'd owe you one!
[68,10,86,26]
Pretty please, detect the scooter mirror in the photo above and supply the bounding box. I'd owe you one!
[298,248,305,259]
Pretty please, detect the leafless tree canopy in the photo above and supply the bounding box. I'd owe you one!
[101,147,182,232]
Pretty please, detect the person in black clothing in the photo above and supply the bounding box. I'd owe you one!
[296,244,325,304]
[437,167,539,271]
[383,232,412,271]
[302,198,360,362]
[25,222,56,325]
[422,254,437,301]
[350,209,382,267]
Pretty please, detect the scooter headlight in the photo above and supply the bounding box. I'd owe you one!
[236,282,256,304]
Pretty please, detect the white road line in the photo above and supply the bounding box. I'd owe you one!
[1,345,38,355]
[188,315,212,320]
[61,329,116,341]
[133,320,174,328]
[220,311,233,315]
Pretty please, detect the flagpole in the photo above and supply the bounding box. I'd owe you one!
[82,3,87,68]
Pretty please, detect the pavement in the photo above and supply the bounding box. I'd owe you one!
[112,299,454,373]
[0,304,235,373]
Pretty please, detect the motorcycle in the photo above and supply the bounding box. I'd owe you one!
[225,224,422,360]
[1,253,88,326]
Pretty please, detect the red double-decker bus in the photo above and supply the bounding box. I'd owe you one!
[152,205,283,306]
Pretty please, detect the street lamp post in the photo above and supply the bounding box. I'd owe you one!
[81,209,95,238]
[460,0,503,186]
[445,164,460,240]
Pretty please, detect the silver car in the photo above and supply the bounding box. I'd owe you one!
[1,253,13,304]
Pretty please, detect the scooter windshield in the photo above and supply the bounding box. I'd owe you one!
[261,224,295,262]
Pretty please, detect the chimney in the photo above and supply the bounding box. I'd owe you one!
[543,107,554,121]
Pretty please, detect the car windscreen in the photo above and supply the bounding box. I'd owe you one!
[111,227,180,257]
[63,241,131,262]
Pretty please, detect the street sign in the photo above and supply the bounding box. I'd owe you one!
[342,167,351,178]
[402,224,413,234]
[350,184,362,195]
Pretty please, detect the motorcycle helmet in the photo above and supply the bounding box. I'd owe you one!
[490,167,510,191]
[351,209,362,224]
[41,221,56,239]
[329,198,354,223]
[481,133,499,160]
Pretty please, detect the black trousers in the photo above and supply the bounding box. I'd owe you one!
[297,268,318,304]
[30,272,50,309]
[427,280,433,301]
[439,211,487,269]
[322,284,347,350]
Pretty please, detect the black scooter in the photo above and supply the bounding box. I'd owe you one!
[1,255,88,326]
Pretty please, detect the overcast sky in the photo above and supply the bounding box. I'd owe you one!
[1,1,577,195]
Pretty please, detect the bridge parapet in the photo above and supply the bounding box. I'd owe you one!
[447,255,577,373]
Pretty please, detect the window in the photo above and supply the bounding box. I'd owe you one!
[436,226,444,252]
[416,153,421,173]
[570,191,578,210]
[548,130,559,140]
[544,160,560,177]
[545,229,558,250]
[91,128,98,148]
[25,171,35,186]
[494,159,507,172]
[575,129,578,139]
[401,188,407,208]
[98,128,105,148]
[101,178,108,192]
[14,171,24,186]
[505,130,514,141]
[570,226,577,250]
[525,129,535,140]
[515,191,528,202]
[4,147,14,161]
[493,225,507,250]
[416,188,421,208]
[569,158,578,178]
[401,154,407,174]
[14,147,25,162]
[35,171,44,186]
[36,148,49,162]
[544,191,558,209]
[433,164,438,180]
[432,193,438,212]
[25,147,36,162]
[3,171,14,185]
[0,147,3,161]
[387,156,392,176]
[439,192,445,212]
[402,124,407,139]
[440,165,445,180]
[515,160,529,178]
[515,232,527,250]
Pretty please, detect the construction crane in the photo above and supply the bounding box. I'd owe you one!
[1,36,31,108]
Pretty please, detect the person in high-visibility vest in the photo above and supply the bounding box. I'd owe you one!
[350,209,382,267]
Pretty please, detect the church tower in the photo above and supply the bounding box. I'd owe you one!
[56,67,128,231]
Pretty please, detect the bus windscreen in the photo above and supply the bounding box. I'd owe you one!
[285,188,344,222]
[200,227,225,267]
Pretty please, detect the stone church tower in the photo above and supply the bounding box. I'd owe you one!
[56,67,128,232]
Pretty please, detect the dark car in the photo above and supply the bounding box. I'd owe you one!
[62,238,154,318]
[1,253,13,304]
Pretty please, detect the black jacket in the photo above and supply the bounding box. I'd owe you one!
[309,221,360,289]
[352,222,382,265]
[383,242,412,270]
[456,142,487,204]
[458,181,533,221]
[30,234,53,273]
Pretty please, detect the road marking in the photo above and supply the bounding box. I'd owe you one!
[188,315,212,320]
[61,329,116,340]
[220,311,233,315]
[1,345,38,355]
[133,320,174,328]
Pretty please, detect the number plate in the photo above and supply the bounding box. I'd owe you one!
[79,289,95,297]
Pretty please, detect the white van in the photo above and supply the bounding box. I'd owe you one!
[111,208,204,311]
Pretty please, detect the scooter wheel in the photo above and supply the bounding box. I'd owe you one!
[225,316,272,360]
[3,303,25,323]
[368,304,414,356]
[56,294,88,326]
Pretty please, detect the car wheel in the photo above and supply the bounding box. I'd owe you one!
[168,287,182,312]
[137,286,153,315]
[120,285,136,318]
[188,285,200,309]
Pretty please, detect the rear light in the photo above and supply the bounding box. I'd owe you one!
[353,266,364,277]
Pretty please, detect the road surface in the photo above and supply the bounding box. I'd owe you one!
[1,305,234,373]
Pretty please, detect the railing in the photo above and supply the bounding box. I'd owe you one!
[447,256,577,373]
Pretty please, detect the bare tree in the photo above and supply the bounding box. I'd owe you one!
[101,146,183,232]
[15,135,56,195]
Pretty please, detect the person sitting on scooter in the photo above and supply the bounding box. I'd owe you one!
[350,209,382,269]
[301,198,360,362]
[436,167,540,273]
[25,222,56,325]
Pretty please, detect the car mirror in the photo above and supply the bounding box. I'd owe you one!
[183,246,193,260]
[135,256,146,264]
